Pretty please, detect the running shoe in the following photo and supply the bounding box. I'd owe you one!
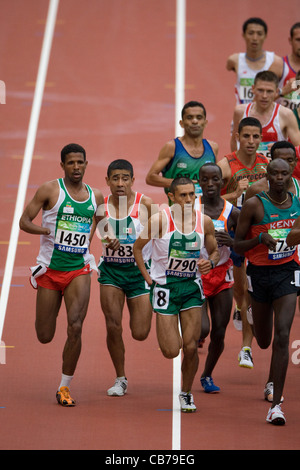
[179,392,196,413]
[201,376,220,393]
[264,382,284,403]
[238,347,253,368]
[266,404,286,425]
[107,377,128,396]
[233,307,242,331]
[246,305,253,325]
[56,386,76,407]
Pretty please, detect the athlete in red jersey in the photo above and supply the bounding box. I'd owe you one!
[234,159,300,426]
[269,22,300,109]
[219,117,268,369]
[230,71,300,156]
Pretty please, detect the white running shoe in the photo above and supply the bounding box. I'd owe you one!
[264,382,284,403]
[233,307,242,331]
[238,347,254,368]
[107,377,128,396]
[266,404,286,425]
[179,392,196,413]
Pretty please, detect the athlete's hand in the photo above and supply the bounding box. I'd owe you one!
[215,230,233,247]
[197,259,212,275]
[259,232,278,250]
[235,178,249,197]
[104,236,120,251]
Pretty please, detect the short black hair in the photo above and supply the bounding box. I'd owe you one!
[270,141,296,159]
[290,22,300,38]
[254,70,279,87]
[243,17,268,34]
[169,177,194,194]
[61,143,86,163]
[107,159,134,178]
[238,117,262,134]
[199,162,222,179]
[181,101,206,119]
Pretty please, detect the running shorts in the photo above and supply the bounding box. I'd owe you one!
[31,264,92,294]
[150,277,205,315]
[246,260,300,303]
[97,261,150,299]
[201,258,234,297]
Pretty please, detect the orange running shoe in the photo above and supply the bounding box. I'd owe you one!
[56,386,76,407]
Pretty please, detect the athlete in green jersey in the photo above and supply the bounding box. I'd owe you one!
[98,159,155,397]
[134,177,220,413]
[19,143,118,406]
[145,101,218,204]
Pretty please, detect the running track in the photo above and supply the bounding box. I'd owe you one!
[1,0,300,451]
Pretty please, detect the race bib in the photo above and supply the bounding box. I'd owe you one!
[267,228,296,260]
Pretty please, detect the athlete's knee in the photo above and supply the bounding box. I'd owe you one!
[105,315,123,338]
[273,328,290,351]
[182,341,197,359]
[160,343,180,359]
[35,327,54,344]
[67,319,83,343]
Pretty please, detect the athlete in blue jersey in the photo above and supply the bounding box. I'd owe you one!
[146,101,218,203]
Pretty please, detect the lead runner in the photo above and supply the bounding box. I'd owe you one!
[19,143,118,406]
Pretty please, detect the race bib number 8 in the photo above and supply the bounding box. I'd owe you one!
[153,286,169,310]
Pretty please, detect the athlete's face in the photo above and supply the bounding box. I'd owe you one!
[290,28,300,58]
[106,169,134,197]
[199,166,223,198]
[61,152,87,183]
[180,106,207,138]
[267,159,292,192]
[243,24,266,53]
[169,183,196,208]
[236,125,262,155]
[272,148,297,173]
[252,80,277,108]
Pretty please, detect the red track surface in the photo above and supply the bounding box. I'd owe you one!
[1,0,300,450]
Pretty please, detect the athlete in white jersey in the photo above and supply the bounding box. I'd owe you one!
[134,177,220,413]
[19,143,118,407]
[226,18,279,104]
[234,51,275,104]
[197,164,240,394]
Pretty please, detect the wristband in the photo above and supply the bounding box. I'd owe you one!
[258,233,263,243]
[210,259,215,269]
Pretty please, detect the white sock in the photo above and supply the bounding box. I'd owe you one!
[58,373,74,390]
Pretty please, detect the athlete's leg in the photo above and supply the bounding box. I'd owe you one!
[62,273,91,376]
[100,284,126,377]
[35,286,62,343]
[270,293,297,406]
[127,294,153,341]
[233,264,253,348]
[156,313,182,360]
[180,307,202,393]
[202,288,232,378]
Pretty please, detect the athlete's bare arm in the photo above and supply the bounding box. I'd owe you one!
[19,181,59,235]
[197,215,220,275]
[145,140,176,188]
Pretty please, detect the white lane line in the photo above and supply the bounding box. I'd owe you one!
[172,0,186,452]
[0,0,59,341]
